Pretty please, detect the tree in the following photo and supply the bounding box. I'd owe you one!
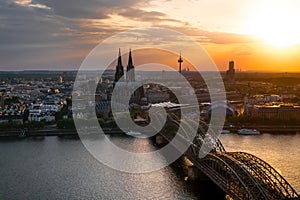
[23,109,29,123]
[66,97,72,107]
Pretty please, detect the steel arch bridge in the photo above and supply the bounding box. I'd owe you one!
[151,109,299,200]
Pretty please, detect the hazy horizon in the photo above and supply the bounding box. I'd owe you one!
[1,69,300,73]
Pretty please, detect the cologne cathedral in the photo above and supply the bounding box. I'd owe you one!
[113,49,144,104]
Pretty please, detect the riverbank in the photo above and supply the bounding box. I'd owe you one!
[0,127,125,139]
[1,124,300,139]
[225,125,300,134]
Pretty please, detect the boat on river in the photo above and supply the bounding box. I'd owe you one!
[238,129,260,135]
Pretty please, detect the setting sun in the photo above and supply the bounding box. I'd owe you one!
[246,3,300,48]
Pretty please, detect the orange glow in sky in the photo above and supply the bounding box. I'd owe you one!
[3,0,300,71]
[143,0,300,72]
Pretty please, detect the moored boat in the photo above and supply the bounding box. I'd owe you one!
[238,129,260,135]
[220,130,230,134]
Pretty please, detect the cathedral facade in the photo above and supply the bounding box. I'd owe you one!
[113,49,144,104]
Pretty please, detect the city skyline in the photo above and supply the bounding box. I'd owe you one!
[1,1,300,197]
[1,0,300,72]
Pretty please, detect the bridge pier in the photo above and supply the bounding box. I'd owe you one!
[187,165,209,181]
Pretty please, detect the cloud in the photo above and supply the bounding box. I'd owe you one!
[31,0,145,19]
[0,1,87,68]
[0,0,189,69]
[15,0,51,9]
[116,7,181,23]
[155,25,258,45]
[0,0,258,70]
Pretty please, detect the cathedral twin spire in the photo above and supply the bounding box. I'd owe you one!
[114,48,124,83]
[114,48,135,83]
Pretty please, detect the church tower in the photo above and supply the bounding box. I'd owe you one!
[114,48,124,84]
[126,49,135,82]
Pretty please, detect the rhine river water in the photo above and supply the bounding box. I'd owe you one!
[0,133,299,199]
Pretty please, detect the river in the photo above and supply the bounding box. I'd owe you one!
[221,133,300,194]
[0,133,299,199]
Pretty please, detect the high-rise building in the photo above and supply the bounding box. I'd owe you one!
[226,60,235,83]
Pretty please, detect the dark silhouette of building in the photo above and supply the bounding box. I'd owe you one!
[113,49,144,104]
[114,48,124,85]
[126,49,135,82]
[226,60,235,83]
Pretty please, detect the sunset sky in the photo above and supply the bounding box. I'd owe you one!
[1,0,300,71]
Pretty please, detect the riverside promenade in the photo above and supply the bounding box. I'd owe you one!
[0,126,124,138]
[1,124,300,139]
